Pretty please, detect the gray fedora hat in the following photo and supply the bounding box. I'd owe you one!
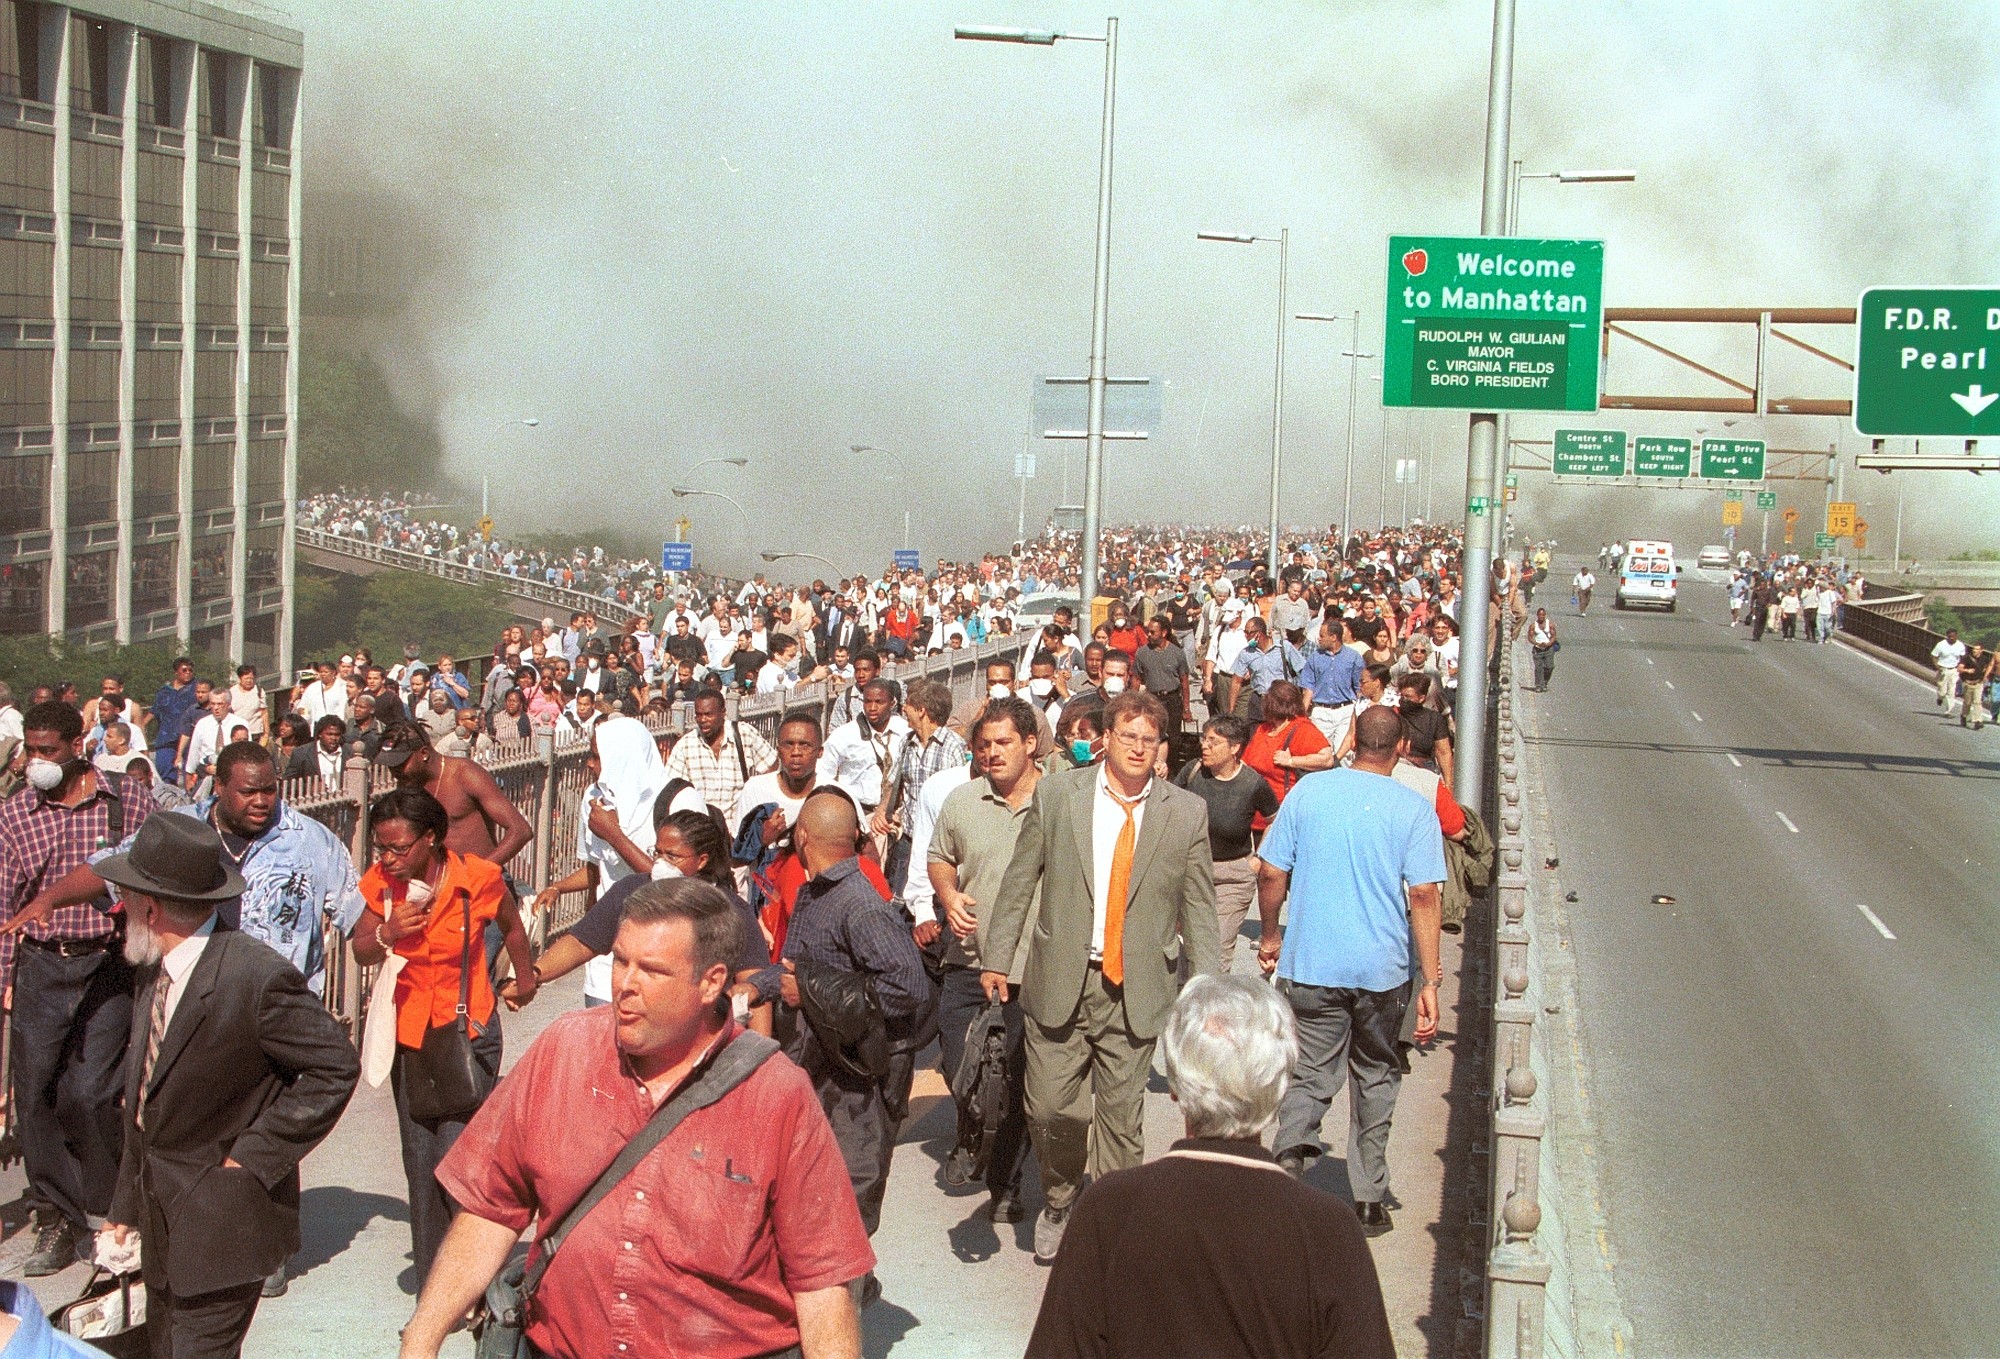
[94,814,245,903]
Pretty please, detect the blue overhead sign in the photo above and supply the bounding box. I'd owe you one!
[893,549,921,571]
[661,542,693,572]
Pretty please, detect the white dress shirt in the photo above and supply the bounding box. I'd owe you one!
[156,914,217,1034]
[817,714,910,808]
[1089,767,1150,961]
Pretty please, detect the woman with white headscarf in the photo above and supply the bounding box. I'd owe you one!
[574,715,668,1004]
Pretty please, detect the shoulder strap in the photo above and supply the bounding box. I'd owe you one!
[104,787,124,847]
[732,722,749,781]
[520,1030,779,1302]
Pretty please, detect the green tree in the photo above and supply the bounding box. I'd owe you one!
[0,637,188,701]
[1924,597,1963,636]
[348,572,507,664]
[297,335,452,494]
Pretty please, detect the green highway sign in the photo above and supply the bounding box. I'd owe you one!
[1552,429,1626,477]
[1723,488,1742,502]
[1814,532,1836,550]
[1757,490,1778,510]
[1504,473,1519,488]
[1853,286,2000,437]
[1700,438,1766,480]
[1633,436,1692,478]
[1384,236,1604,412]
[1470,496,1491,515]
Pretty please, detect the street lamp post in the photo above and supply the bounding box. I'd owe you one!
[1198,227,1288,578]
[1495,164,1637,559]
[686,456,749,478]
[761,549,844,579]
[1296,311,1368,542]
[487,417,541,522]
[849,444,914,550]
[958,17,1118,609]
[669,485,752,539]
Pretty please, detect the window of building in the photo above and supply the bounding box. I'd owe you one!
[0,559,45,634]
[65,347,117,426]
[198,50,237,138]
[70,133,116,217]
[67,15,110,116]
[253,63,294,150]
[133,442,177,519]
[195,250,236,323]
[246,437,281,506]
[65,446,112,526]
[1,2,47,105]
[138,148,182,229]
[134,349,179,424]
[0,122,55,216]
[241,607,277,674]
[65,548,111,625]
[68,237,118,322]
[190,535,230,600]
[139,33,182,129]
[136,248,181,323]
[0,451,46,533]
[132,540,175,615]
[0,349,49,428]
[192,442,231,511]
[245,524,278,591]
[0,237,52,321]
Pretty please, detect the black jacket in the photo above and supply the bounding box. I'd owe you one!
[110,925,359,1297]
[793,959,888,1082]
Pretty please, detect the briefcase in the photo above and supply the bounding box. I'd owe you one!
[52,1268,148,1359]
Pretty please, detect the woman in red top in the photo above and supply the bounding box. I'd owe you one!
[1239,680,1335,827]
[352,786,537,1280]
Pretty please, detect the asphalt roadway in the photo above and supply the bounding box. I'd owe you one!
[1519,562,2000,1357]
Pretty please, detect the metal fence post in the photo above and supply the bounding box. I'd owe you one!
[337,758,372,1039]
[532,730,556,895]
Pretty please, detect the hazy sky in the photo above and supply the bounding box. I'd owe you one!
[295,0,2000,574]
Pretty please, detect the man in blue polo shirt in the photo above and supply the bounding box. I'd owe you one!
[1254,705,1444,1235]
[1296,616,1365,752]
[1224,616,1303,722]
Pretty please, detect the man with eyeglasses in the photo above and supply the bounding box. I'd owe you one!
[983,691,1219,1264]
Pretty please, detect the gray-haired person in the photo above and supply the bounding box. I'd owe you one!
[1025,976,1394,1359]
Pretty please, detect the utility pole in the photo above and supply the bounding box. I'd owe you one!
[1452,0,1515,813]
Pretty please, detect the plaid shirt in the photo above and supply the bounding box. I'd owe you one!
[661,721,777,813]
[754,856,929,1019]
[0,771,154,984]
[891,727,968,830]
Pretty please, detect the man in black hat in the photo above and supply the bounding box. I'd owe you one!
[101,813,358,1359]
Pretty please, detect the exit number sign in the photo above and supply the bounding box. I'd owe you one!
[1384,236,1604,412]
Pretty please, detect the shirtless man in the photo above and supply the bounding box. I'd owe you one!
[372,719,533,872]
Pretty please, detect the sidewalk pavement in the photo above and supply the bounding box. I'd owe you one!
[1,931,1470,1358]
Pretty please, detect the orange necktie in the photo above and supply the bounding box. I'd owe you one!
[1101,788,1142,986]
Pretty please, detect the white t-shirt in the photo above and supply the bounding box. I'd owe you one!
[1572,571,1595,592]
[1435,637,1462,689]
[729,772,812,849]
[1934,639,1968,669]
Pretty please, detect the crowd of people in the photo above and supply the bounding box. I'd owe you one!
[0,510,1503,1358]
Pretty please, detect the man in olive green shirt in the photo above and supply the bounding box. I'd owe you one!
[928,697,1041,1225]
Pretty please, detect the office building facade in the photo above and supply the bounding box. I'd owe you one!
[0,0,299,676]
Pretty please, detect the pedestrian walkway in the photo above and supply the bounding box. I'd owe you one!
[1,936,1468,1358]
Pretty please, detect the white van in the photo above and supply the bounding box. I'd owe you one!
[1614,540,1681,611]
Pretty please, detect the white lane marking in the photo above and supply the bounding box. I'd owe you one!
[1856,903,1897,940]
[1691,710,1705,722]
[1726,753,1742,767]
[1644,656,1653,664]
[1663,679,1674,689]
[1832,638,1932,692]
[1775,811,1800,833]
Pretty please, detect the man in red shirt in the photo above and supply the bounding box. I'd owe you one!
[398,880,872,1359]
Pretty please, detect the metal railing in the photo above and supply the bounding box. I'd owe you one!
[1486,612,1554,1358]
[296,526,649,625]
[1839,591,1939,668]
[285,637,1020,1037]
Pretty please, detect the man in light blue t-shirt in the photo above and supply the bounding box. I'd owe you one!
[1255,705,1445,1234]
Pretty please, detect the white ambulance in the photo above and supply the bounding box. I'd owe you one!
[1614,540,1681,611]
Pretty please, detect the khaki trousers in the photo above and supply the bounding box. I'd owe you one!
[1023,964,1155,1214]
[1211,854,1260,975]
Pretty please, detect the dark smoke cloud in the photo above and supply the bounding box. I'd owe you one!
[290,0,2000,572]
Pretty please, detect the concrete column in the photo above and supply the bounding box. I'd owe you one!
[277,66,300,678]
[173,40,196,643]
[228,56,252,664]
[112,22,137,643]
[45,7,71,633]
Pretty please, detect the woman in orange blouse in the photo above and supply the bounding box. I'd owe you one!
[1239,680,1336,828]
[352,786,536,1279]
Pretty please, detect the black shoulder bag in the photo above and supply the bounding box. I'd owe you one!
[474,1031,780,1359]
[403,888,493,1123]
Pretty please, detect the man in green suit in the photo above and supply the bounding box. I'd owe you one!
[984,690,1219,1263]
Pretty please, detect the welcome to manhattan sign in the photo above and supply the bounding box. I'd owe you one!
[1383,235,1604,412]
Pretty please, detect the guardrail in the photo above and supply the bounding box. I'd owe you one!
[286,637,1019,1038]
[296,526,650,625]
[1840,591,1939,669]
[1485,613,1556,1358]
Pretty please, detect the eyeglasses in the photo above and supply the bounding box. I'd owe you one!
[372,836,425,860]
[1108,729,1161,749]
